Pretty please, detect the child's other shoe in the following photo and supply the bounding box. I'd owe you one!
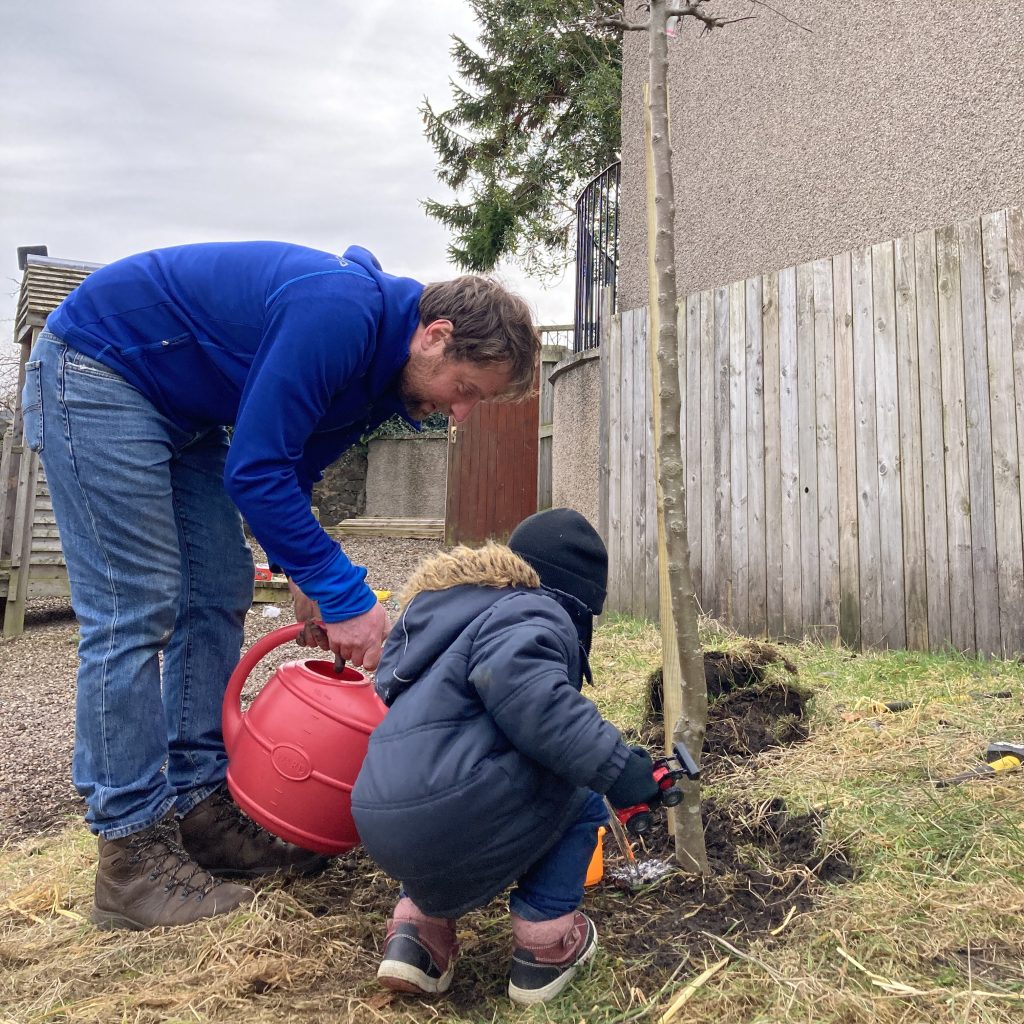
[508,910,598,1005]
[377,900,458,995]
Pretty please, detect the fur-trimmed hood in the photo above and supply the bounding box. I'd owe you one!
[397,542,539,607]
[378,543,571,708]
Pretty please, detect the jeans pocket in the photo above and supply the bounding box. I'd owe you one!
[21,361,43,453]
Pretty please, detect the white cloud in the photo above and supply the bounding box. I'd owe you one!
[0,0,575,333]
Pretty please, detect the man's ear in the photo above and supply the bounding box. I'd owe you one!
[421,318,454,353]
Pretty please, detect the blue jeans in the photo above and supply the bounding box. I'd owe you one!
[509,790,609,921]
[23,332,255,839]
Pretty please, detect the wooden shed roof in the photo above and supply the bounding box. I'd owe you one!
[14,255,103,346]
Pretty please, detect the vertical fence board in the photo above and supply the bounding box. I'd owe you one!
[914,229,952,647]
[746,276,767,634]
[1008,209,1024,653]
[619,310,636,615]
[762,273,784,637]
[959,218,1000,655]
[633,309,650,619]
[936,224,976,651]
[700,291,717,617]
[796,263,820,632]
[852,246,883,646]
[645,310,660,620]
[729,281,749,634]
[982,210,1024,656]
[713,286,733,621]
[872,241,907,648]
[778,267,801,636]
[685,293,702,604]
[832,253,861,647]
[606,313,624,611]
[813,259,840,638]
[894,233,929,650]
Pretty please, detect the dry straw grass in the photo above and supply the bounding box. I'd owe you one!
[3,618,1024,1023]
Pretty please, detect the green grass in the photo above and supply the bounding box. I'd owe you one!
[2,618,1024,1023]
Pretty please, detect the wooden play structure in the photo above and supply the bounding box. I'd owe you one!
[1,253,100,636]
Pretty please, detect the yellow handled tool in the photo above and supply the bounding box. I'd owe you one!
[935,742,1024,788]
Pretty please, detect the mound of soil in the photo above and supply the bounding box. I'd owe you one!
[646,643,811,757]
[705,681,809,755]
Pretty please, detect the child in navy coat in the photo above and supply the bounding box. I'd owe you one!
[352,508,661,1004]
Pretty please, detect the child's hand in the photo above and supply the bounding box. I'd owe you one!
[606,746,661,809]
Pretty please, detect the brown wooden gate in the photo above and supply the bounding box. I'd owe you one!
[444,393,539,545]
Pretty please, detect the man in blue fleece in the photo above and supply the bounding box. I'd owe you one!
[23,241,539,930]
[352,508,662,1006]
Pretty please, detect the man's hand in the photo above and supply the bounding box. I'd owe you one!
[322,603,392,672]
[288,577,391,671]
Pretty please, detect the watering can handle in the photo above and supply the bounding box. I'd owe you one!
[222,623,306,742]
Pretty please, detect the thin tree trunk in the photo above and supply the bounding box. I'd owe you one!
[644,0,709,874]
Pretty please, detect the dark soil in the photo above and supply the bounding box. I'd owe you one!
[704,682,809,755]
[295,794,854,1011]
[286,646,848,1012]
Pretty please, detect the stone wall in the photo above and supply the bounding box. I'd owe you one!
[365,435,448,518]
[312,446,367,526]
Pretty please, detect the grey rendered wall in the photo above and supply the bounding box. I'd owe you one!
[618,0,1024,308]
[550,352,602,528]
[365,436,448,518]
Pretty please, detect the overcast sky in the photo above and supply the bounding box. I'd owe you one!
[0,1,576,343]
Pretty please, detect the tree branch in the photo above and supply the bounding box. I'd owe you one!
[744,0,813,33]
[598,16,649,32]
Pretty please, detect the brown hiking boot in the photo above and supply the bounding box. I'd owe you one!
[92,817,252,930]
[179,786,330,879]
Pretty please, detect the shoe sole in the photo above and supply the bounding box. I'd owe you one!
[91,895,252,931]
[91,907,150,931]
[508,926,598,1006]
[200,854,331,880]
[377,959,454,995]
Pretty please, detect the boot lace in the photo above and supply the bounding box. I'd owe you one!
[209,787,277,843]
[126,820,225,900]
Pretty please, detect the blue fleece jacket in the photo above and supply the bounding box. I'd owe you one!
[46,241,423,620]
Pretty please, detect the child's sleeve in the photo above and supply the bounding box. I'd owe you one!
[466,597,629,793]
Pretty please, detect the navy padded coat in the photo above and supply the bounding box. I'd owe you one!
[351,546,629,918]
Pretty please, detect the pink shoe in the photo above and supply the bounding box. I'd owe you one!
[508,911,598,1005]
[377,899,458,995]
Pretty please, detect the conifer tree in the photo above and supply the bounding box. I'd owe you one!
[421,0,621,276]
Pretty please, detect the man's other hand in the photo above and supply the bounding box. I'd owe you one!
[289,578,330,650]
[324,603,392,672]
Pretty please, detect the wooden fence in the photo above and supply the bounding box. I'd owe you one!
[601,207,1024,658]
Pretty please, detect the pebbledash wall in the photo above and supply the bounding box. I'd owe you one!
[617,0,1024,310]
[365,435,447,518]
[549,351,602,527]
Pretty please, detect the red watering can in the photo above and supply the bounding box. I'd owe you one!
[222,623,387,855]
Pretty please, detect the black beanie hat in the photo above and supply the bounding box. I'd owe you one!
[508,508,608,615]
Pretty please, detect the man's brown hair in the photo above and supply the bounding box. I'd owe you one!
[419,276,540,400]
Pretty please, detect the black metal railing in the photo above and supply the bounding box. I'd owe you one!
[573,161,620,353]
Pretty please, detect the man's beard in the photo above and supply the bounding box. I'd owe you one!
[398,353,439,420]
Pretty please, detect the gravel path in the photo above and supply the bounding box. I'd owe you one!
[0,538,441,846]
